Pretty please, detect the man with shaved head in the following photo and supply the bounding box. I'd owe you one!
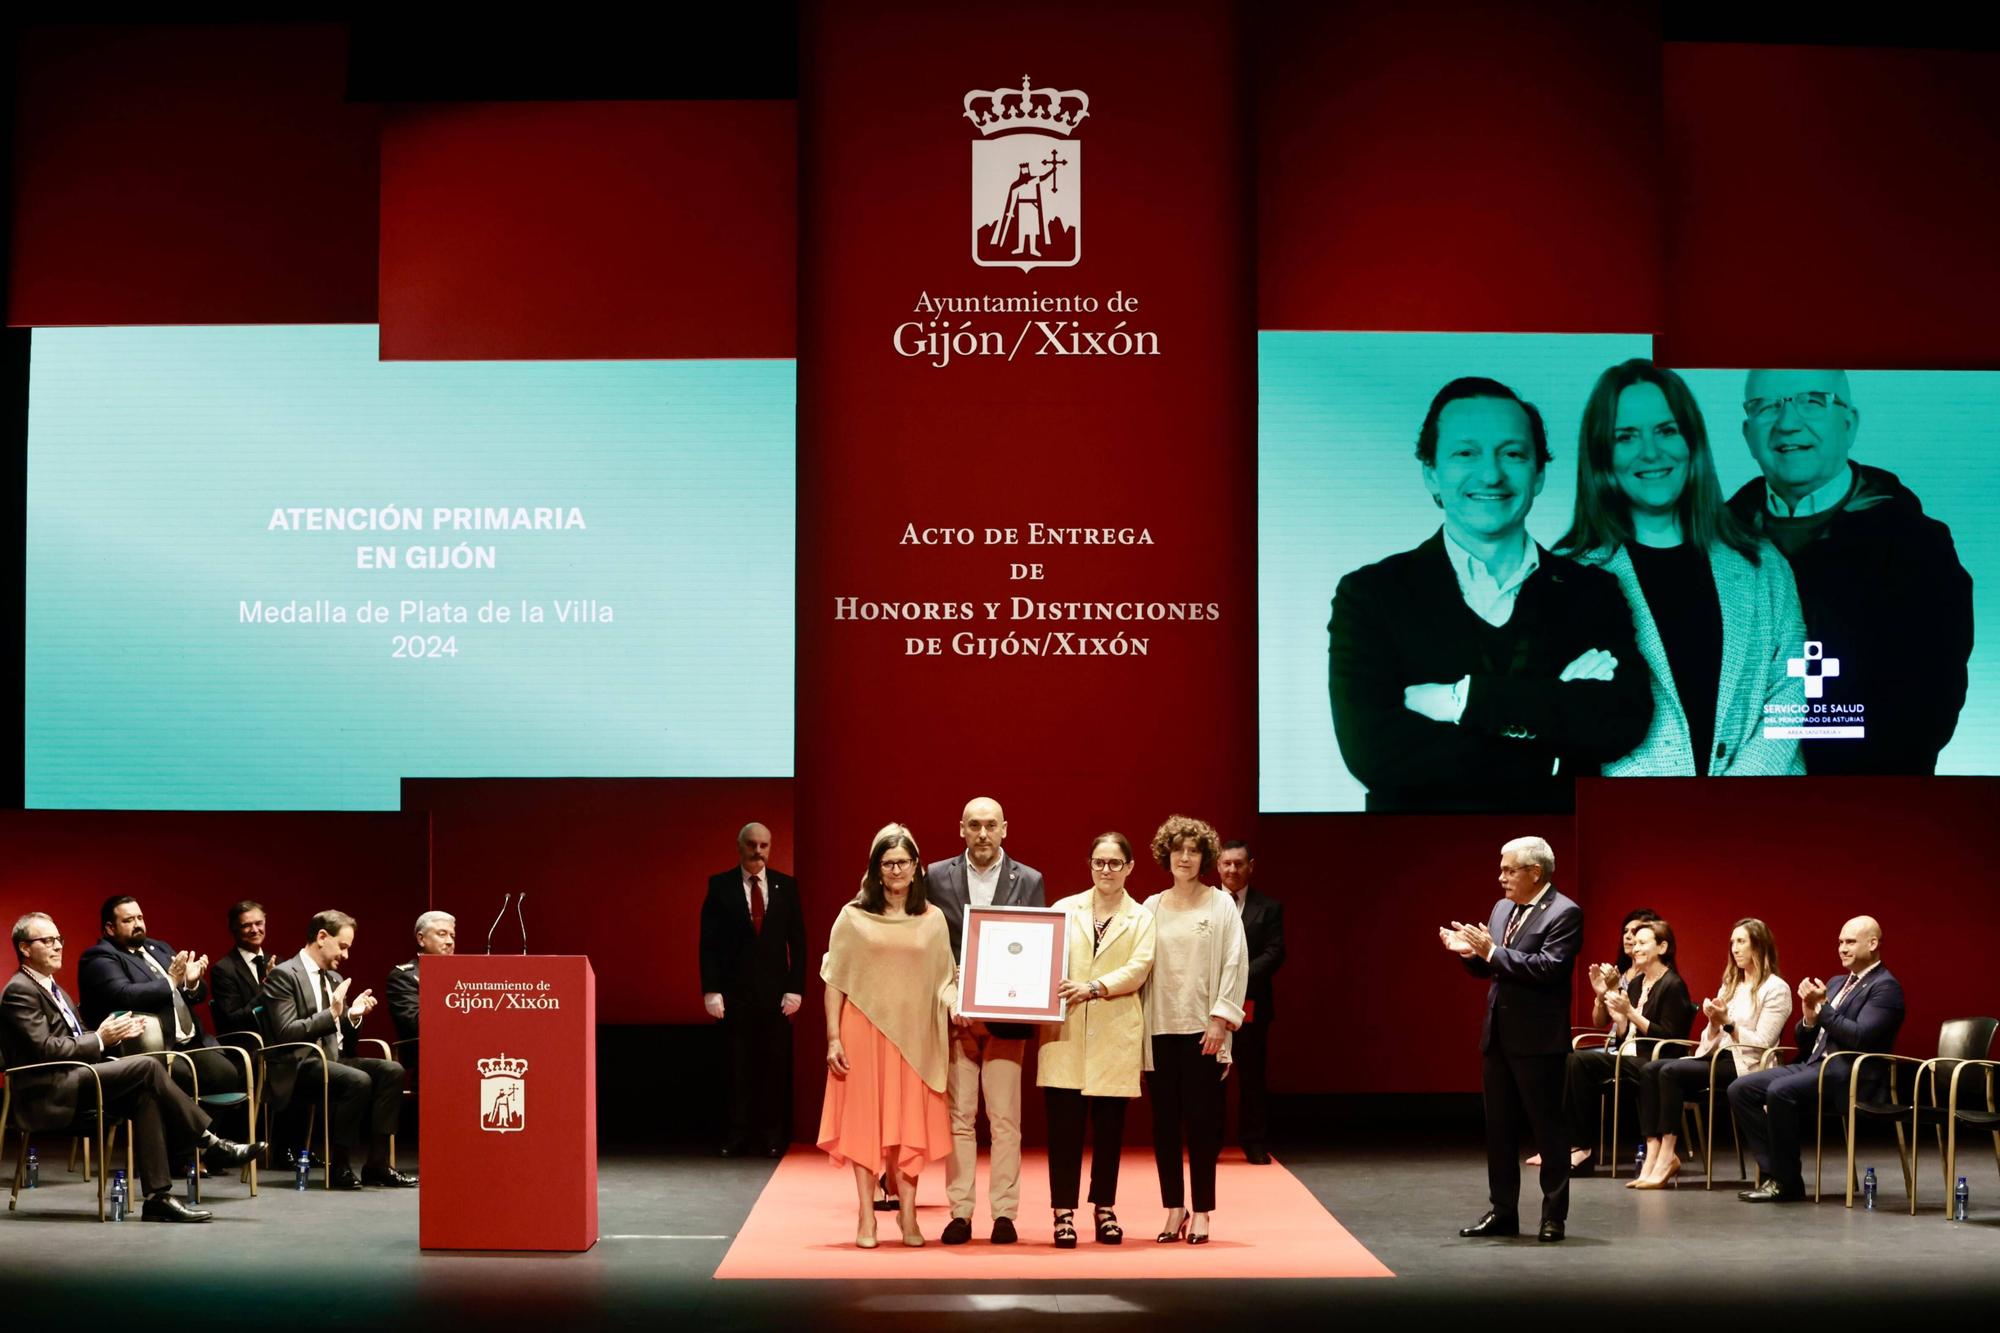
[700,821,807,1157]
[926,797,1045,1244]
[1728,371,1971,775]
[1728,914,1903,1202]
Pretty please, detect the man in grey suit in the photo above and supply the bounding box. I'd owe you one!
[260,909,415,1189]
[926,796,1045,1245]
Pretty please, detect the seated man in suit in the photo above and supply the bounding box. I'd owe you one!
[209,899,273,1044]
[260,909,416,1189]
[1329,376,1653,812]
[385,909,454,1076]
[78,895,249,1152]
[4,912,260,1222]
[699,822,807,1157]
[1728,914,1904,1203]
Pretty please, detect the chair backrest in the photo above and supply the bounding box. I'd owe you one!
[1937,1017,1999,1063]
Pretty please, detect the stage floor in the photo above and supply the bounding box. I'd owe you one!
[6,1139,1997,1328]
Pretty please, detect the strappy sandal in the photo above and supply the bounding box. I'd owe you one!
[1094,1206,1123,1245]
[1053,1209,1078,1249]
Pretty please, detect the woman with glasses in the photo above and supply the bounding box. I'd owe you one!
[1557,359,1806,778]
[1142,814,1248,1245]
[1629,917,1789,1189]
[818,823,957,1249]
[1037,832,1157,1248]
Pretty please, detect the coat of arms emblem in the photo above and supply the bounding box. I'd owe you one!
[966,76,1088,272]
[478,1053,527,1133]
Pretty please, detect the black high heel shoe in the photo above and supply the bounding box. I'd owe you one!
[873,1170,899,1212]
[1156,1208,1189,1243]
[1053,1210,1078,1249]
[1094,1207,1123,1245]
[1188,1212,1211,1245]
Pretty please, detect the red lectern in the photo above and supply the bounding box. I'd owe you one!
[418,955,597,1250]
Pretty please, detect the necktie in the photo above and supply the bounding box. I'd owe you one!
[140,948,196,1043]
[317,968,333,1013]
[749,875,765,934]
[51,983,83,1038]
[253,953,270,982]
[1811,976,1862,1061]
[1502,904,1528,947]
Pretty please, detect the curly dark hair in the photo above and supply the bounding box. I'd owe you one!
[853,822,932,916]
[1150,814,1221,877]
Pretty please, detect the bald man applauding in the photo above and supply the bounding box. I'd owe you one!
[1729,915,1904,1202]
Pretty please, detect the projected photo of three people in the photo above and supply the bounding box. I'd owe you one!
[1327,362,1974,813]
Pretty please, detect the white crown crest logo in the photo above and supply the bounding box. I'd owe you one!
[478,1054,528,1079]
[963,76,1089,136]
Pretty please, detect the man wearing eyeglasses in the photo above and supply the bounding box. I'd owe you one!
[1727,370,1973,775]
[925,797,1045,1245]
[3,912,261,1221]
[699,822,807,1158]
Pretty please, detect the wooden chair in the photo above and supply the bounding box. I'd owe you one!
[1910,1016,1999,1217]
[4,1061,122,1220]
[355,1036,416,1170]
[254,1039,335,1189]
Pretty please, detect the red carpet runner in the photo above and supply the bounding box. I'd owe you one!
[714,1149,1393,1280]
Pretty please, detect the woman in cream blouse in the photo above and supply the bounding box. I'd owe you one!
[1629,917,1790,1188]
[1141,814,1248,1245]
[1037,832,1156,1248]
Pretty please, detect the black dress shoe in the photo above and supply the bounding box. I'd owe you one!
[330,1168,366,1191]
[1244,1148,1272,1165]
[1538,1220,1565,1243]
[940,1216,973,1245]
[362,1165,419,1188]
[202,1137,265,1169]
[1458,1211,1520,1238]
[142,1193,213,1223]
[1739,1178,1805,1203]
[991,1217,1018,1245]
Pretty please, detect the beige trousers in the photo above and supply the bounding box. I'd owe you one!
[945,1026,1025,1222]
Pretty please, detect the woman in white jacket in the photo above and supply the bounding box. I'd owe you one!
[1629,917,1790,1188]
[1141,814,1248,1245]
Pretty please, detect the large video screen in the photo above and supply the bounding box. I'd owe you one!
[27,326,794,810]
[1261,332,2000,812]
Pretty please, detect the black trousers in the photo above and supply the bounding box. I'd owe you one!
[1729,1060,1843,1193]
[1637,1055,1737,1139]
[1231,1016,1271,1152]
[723,996,793,1150]
[1045,1087,1128,1209]
[1151,1034,1225,1212]
[1564,1048,1644,1153]
[84,1055,211,1196]
[1482,1045,1568,1225]
[294,1056,404,1171]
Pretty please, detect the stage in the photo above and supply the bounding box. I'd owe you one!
[7,1132,1996,1329]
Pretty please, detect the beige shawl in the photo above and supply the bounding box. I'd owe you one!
[820,901,957,1093]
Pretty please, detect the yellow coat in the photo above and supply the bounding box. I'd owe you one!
[1035,888,1156,1098]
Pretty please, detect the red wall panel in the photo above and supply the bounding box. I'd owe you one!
[1257,0,1664,333]
[1659,44,2000,369]
[0,810,427,1021]
[8,24,379,327]
[406,777,794,1025]
[379,101,795,359]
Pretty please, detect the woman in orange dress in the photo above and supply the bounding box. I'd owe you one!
[818,822,957,1248]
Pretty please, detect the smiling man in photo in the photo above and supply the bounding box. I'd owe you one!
[1328,376,1652,811]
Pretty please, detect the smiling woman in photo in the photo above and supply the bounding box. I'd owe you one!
[1559,359,1806,777]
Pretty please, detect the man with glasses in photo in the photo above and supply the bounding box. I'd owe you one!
[1727,371,1973,775]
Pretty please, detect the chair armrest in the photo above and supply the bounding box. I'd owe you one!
[1742,1043,1793,1070]
[1840,1051,1927,1108]
[1940,1058,2000,1115]
[2,1060,106,1129]
[1647,1038,1697,1059]
[1572,1031,1611,1051]
[217,1029,265,1050]
[357,1038,391,1061]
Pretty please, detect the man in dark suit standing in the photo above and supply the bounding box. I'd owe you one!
[208,899,272,1043]
[385,909,454,1078]
[700,822,807,1157]
[1729,914,1904,1203]
[1218,840,1284,1164]
[261,909,415,1189]
[926,796,1045,1245]
[4,911,258,1221]
[1329,376,1652,812]
[1441,835,1581,1242]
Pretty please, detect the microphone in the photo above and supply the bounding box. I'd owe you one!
[513,892,529,956]
[486,893,513,955]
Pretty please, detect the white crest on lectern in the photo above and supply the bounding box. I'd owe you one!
[478,1053,528,1134]
[965,75,1088,272]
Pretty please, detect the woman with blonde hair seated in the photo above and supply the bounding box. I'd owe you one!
[1630,917,1789,1189]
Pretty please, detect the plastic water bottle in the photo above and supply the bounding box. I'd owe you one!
[185,1159,199,1202]
[293,1149,311,1192]
[1955,1176,1970,1222]
[109,1168,128,1221]
[24,1147,37,1189]
[1634,1144,1646,1177]
[1862,1167,1876,1210]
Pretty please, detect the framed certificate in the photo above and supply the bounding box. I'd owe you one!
[957,904,1068,1024]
